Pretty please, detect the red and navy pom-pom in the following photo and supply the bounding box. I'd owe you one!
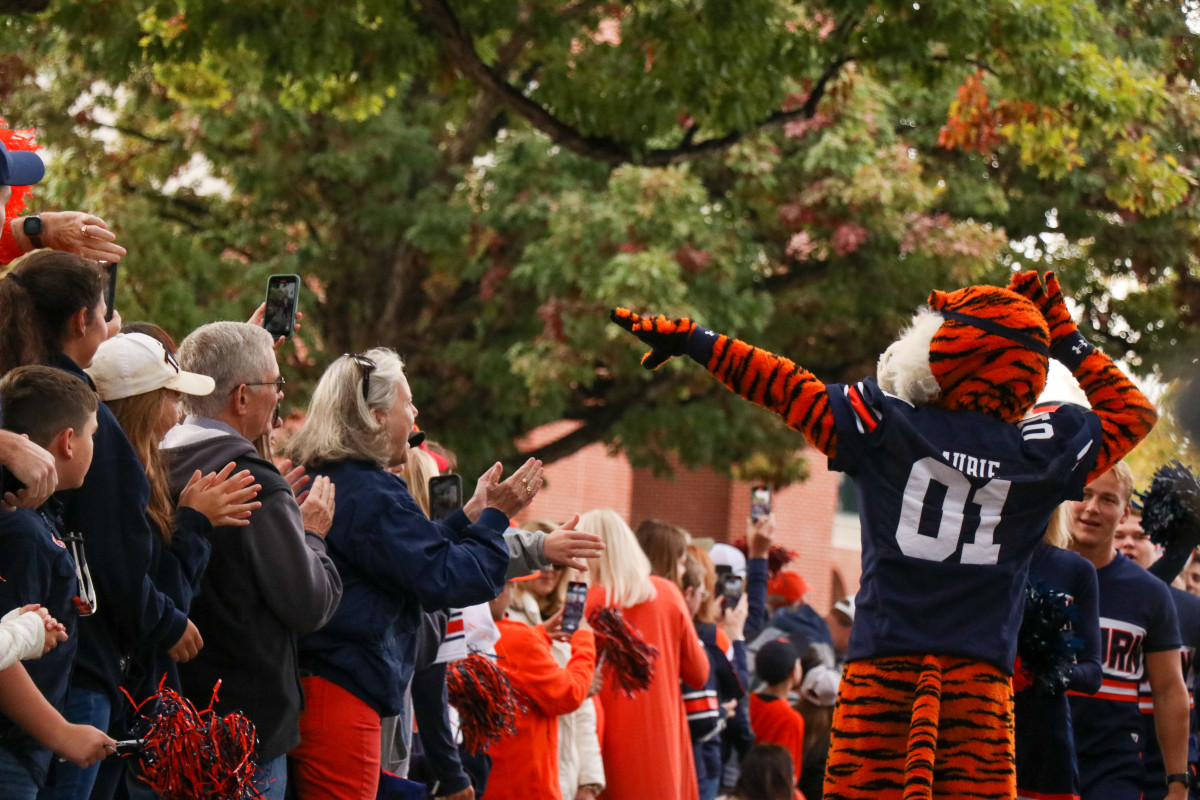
[446,652,531,754]
[731,538,797,575]
[587,606,658,696]
[1017,582,1081,696]
[1138,461,1200,551]
[121,679,261,799]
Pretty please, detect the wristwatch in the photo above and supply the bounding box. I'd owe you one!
[1166,773,1189,789]
[22,216,44,249]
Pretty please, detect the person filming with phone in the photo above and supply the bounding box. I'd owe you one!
[486,570,598,800]
[509,526,607,800]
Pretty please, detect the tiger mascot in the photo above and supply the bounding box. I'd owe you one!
[612,271,1156,800]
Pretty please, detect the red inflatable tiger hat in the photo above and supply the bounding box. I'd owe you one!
[877,285,1050,424]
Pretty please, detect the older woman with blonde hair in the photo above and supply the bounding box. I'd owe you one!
[580,508,709,800]
[284,348,543,800]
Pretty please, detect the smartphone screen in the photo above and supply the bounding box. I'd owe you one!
[722,575,744,609]
[103,263,118,323]
[713,564,732,603]
[750,484,772,523]
[562,581,588,634]
[263,274,301,339]
[427,473,463,521]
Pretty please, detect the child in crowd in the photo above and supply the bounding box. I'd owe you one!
[485,574,597,800]
[0,366,113,795]
[721,743,801,800]
[682,549,749,800]
[749,639,805,789]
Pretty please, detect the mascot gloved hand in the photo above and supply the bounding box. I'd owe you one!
[609,308,698,370]
[1007,270,1095,369]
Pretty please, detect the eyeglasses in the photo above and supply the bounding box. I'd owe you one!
[346,353,376,402]
[242,376,286,392]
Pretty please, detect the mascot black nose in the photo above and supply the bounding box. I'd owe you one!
[408,431,426,448]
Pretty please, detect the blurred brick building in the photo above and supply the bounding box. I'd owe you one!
[514,422,863,615]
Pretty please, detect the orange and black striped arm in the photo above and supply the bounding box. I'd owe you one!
[1071,349,1157,481]
[1008,271,1157,479]
[611,308,838,457]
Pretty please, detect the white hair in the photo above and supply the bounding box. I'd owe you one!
[578,508,656,609]
[177,322,276,418]
[283,347,407,468]
[876,307,943,405]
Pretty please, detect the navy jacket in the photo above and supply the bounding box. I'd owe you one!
[297,459,510,717]
[51,354,187,701]
[163,419,342,760]
[131,507,212,698]
[0,500,78,785]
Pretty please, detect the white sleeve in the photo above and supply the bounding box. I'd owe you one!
[0,608,45,670]
[573,696,606,790]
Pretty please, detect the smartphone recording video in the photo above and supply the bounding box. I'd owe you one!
[427,473,463,521]
[103,263,118,323]
[714,564,732,603]
[722,574,744,609]
[562,581,588,634]
[263,274,301,340]
[750,484,772,523]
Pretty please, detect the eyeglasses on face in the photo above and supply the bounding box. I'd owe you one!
[242,376,286,392]
[346,353,376,403]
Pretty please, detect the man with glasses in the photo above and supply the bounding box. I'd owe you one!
[160,321,342,800]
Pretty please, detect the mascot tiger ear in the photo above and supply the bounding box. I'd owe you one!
[920,285,1051,424]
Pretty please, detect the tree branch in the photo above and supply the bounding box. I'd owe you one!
[417,0,853,167]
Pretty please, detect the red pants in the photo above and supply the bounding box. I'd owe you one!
[290,675,382,800]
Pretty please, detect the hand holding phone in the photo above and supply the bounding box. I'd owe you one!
[750,484,772,523]
[262,274,300,340]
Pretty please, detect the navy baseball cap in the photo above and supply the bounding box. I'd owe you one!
[756,638,800,686]
[0,140,44,186]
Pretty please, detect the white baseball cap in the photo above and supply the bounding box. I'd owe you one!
[800,664,840,707]
[832,596,856,623]
[86,333,215,402]
[710,543,747,578]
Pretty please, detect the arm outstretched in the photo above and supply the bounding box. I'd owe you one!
[610,309,838,457]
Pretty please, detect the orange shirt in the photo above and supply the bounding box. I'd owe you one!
[486,619,596,800]
[749,692,805,785]
[586,576,710,800]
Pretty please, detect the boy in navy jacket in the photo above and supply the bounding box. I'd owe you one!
[0,366,107,793]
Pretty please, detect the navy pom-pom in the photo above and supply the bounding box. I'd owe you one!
[1138,460,1200,551]
[1018,581,1081,696]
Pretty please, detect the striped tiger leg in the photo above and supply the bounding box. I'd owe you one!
[825,656,1016,800]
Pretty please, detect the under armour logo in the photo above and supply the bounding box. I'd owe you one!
[703,330,716,338]
[1072,341,1088,355]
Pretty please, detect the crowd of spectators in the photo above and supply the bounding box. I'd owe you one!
[1,115,1198,800]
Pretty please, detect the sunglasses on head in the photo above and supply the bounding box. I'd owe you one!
[347,353,376,403]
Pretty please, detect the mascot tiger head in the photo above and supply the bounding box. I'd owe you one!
[876,285,1050,424]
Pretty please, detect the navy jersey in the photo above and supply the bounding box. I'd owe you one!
[0,502,79,785]
[1137,585,1200,800]
[1014,543,1102,800]
[827,378,1101,672]
[1069,553,1181,799]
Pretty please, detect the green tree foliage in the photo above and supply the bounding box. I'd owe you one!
[1,0,1197,479]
